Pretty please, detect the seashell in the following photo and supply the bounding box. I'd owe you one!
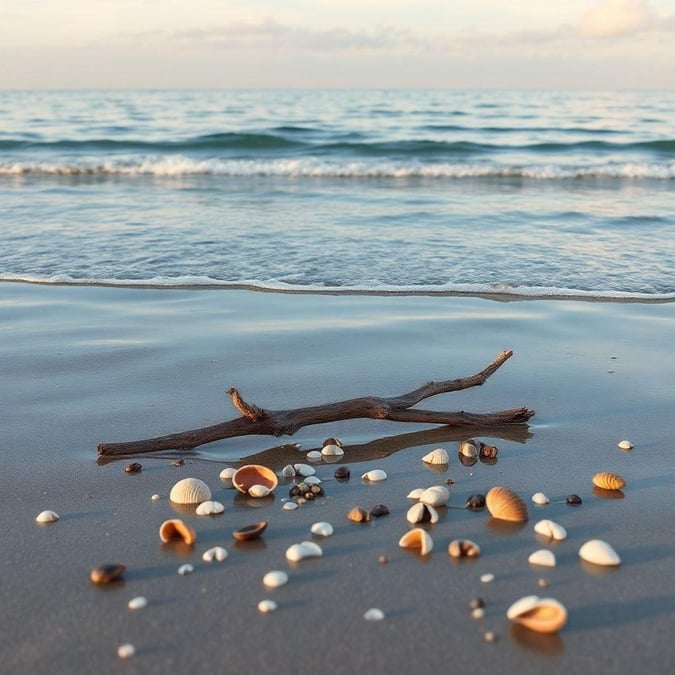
[285,541,323,562]
[362,469,387,482]
[172,458,184,467]
[36,510,59,523]
[566,494,582,505]
[128,596,148,610]
[263,570,289,588]
[531,492,550,505]
[281,464,296,479]
[459,439,480,458]
[322,443,345,457]
[232,521,268,542]
[348,506,371,523]
[125,462,142,474]
[293,463,315,477]
[232,465,278,496]
[248,484,273,498]
[323,436,343,448]
[398,528,434,555]
[528,549,556,567]
[480,573,495,583]
[370,504,390,518]
[219,467,236,481]
[422,448,449,465]
[202,546,228,562]
[306,450,323,462]
[578,539,621,566]
[159,519,197,545]
[507,595,567,633]
[196,500,224,516]
[592,471,626,491]
[364,608,385,621]
[177,563,194,576]
[258,599,277,613]
[485,486,528,522]
[419,485,450,507]
[334,466,350,480]
[169,477,212,504]
[118,644,135,659]
[479,444,498,459]
[151,494,160,501]
[448,539,481,558]
[283,502,298,511]
[311,521,334,537]
[90,563,126,584]
[406,502,439,524]
[617,440,633,450]
[303,475,322,485]
[458,452,478,467]
[472,608,485,620]
[407,488,425,500]
[466,494,486,510]
[534,519,567,541]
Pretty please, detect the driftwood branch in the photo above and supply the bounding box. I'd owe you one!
[97,349,534,457]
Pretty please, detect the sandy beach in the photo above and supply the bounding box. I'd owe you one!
[1,282,673,674]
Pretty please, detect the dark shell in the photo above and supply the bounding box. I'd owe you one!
[479,444,499,459]
[125,462,142,474]
[469,597,485,610]
[90,563,126,584]
[566,494,583,505]
[323,437,343,448]
[334,466,351,481]
[370,504,390,518]
[232,521,268,542]
[289,482,325,499]
[466,494,486,510]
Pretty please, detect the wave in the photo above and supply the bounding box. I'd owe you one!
[2,273,673,303]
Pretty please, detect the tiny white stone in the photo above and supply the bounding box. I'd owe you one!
[364,608,385,621]
[310,521,334,537]
[528,549,557,567]
[294,463,316,477]
[480,573,495,584]
[304,475,322,485]
[128,596,148,610]
[196,500,224,516]
[618,440,634,450]
[283,501,299,511]
[151,494,160,501]
[117,643,135,659]
[258,599,277,613]
[471,607,485,620]
[306,451,323,462]
[263,570,289,588]
[35,510,59,523]
[361,469,387,482]
[202,546,228,562]
[177,563,194,576]
[531,492,550,505]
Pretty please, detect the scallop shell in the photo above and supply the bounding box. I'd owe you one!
[35,510,59,523]
[263,570,289,588]
[169,477,212,504]
[293,463,316,477]
[347,506,371,523]
[232,465,278,496]
[406,502,439,524]
[507,595,567,633]
[159,518,197,545]
[398,528,434,555]
[578,539,621,566]
[531,492,550,505]
[419,485,450,507]
[422,448,449,465]
[459,439,479,458]
[362,469,387,482]
[534,519,567,541]
[448,539,481,558]
[285,541,323,562]
[232,521,268,542]
[528,549,556,567]
[485,486,528,522]
[196,500,224,516]
[321,443,345,457]
[202,546,228,562]
[311,521,334,537]
[592,471,626,491]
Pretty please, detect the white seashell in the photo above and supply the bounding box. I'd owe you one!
[196,500,224,516]
[202,546,228,562]
[177,563,194,576]
[398,528,434,555]
[311,521,334,537]
[36,510,59,523]
[263,570,289,588]
[459,439,479,458]
[534,519,567,541]
[422,448,449,465]
[406,502,439,524]
[472,607,485,620]
[321,443,344,457]
[117,644,135,659]
[480,573,495,583]
[306,451,323,462]
[303,475,322,485]
[248,484,272,498]
[283,502,299,511]
[128,596,148,610]
[294,463,316,477]
[578,539,621,566]
[364,608,385,621]
[618,440,633,450]
[151,494,160,501]
[258,599,277,613]
[528,549,556,567]
[532,492,550,505]
[361,469,387,482]
[170,477,212,504]
[219,467,236,480]
[507,595,567,633]
[407,488,425,500]
[419,485,450,507]
[281,464,296,479]
[285,541,323,562]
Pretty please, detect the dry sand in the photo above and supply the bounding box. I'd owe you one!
[1,283,674,674]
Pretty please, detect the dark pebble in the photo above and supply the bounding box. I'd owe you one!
[370,504,390,518]
[566,494,583,505]
[334,466,351,481]
[125,462,142,474]
[466,493,486,510]
[469,597,485,610]
[90,563,126,585]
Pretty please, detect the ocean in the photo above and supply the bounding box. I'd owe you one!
[1,89,674,299]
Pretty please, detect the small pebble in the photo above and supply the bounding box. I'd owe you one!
[172,458,184,467]
[469,597,485,610]
[283,502,299,511]
[378,554,388,565]
[90,563,126,585]
[306,451,323,461]
[480,573,495,584]
[531,492,550,505]
[263,570,289,589]
[370,504,390,518]
[538,578,550,588]
[364,608,385,621]
[125,462,142,474]
[484,631,496,644]
[151,494,160,501]
[618,440,633,450]
[566,494,583,505]
[177,564,194,576]
[465,494,486,510]
[128,596,148,610]
[258,599,277,613]
[334,466,350,481]
[117,643,135,659]
[471,607,485,620]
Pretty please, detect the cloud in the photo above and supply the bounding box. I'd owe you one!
[577,0,655,38]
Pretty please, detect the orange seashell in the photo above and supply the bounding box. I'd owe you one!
[232,464,278,497]
[159,518,197,545]
[232,521,268,542]
[486,486,529,523]
[507,595,567,633]
[398,528,434,555]
[592,471,626,490]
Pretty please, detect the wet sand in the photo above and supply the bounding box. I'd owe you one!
[1,283,674,674]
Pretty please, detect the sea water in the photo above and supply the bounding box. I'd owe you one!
[1,89,674,299]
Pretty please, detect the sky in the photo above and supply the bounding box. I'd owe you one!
[1,0,674,89]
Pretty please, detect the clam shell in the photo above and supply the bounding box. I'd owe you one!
[321,443,344,457]
[281,464,296,479]
[531,492,550,505]
[364,608,385,621]
[303,475,322,485]
[159,518,197,545]
[617,440,633,450]
[248,484,273,498]
[422,448,449,465]
[196,500,224,516]
[202,546,228,562]
[306,450,323,462]
[578,539,621,566]
[406,502,439,524]
[232,465,278,496]
[528,549,556,567]
[507,595,567,633]
[311,521,334,537]
[398,528,434,555]
[479,444,498,459]
[219,467,236,481]
[293,463,315,477]
[90,563,126,584]
[448,539,481,558]
[177,563,194,575]
[592,471,626,490]
[419,485,450,507]
[361,469,387,482]
[459,439,479,458]
[232,521,268,542]
[534,519,567,541]
[286,541,323,562]
[347,506,371,523]
[407,488,425,500]
[283,502,298,511]
[35,510,59,523]
[169,477,212,504]
[263,570,289,588]
[486,486,528,522]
